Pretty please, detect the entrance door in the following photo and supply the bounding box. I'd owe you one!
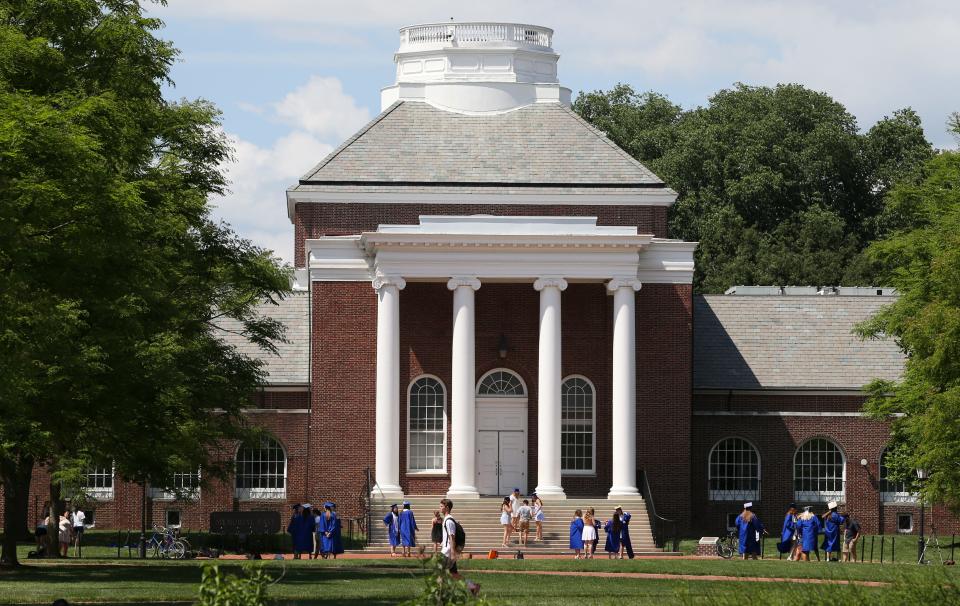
[476,430,526,495]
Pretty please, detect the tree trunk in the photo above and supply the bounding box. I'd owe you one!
[0,453,34,568]
[46,478,62,558]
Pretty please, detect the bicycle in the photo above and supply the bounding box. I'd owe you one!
[145,525,189,559]
[717,531,738,559]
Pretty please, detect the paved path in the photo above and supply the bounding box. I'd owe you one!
[469,568,890,587]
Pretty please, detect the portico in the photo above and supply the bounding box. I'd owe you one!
[305,215,693,500]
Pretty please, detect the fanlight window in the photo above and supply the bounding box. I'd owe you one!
[880,448,917,503]
[477,370,525,396]
[708,438,760,501]
[408,376,447,473]
[561,377,595,474]
[235,436,287,500]
[794,438,845,502]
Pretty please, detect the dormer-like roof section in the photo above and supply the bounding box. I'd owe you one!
[293,101,667,189]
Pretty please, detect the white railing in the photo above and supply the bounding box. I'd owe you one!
[401,22,553,50]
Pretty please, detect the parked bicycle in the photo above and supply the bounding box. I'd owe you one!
[145,525,190,559]
[717,530,738,559]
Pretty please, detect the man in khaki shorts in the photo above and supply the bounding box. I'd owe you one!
[842,514,861,562]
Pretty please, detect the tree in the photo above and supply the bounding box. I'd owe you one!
[855,119,960,508]
[0,0,290,566]
[574,84,934,292]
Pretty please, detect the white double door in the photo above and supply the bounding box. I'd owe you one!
[475,399,528,495]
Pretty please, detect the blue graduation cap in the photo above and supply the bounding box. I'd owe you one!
[323,501,335,509]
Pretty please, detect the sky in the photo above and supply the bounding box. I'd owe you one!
[150,0,960,265]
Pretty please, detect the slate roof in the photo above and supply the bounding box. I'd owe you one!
[216,293,309,386]
[693,295,905,390]
[293,101,666,188]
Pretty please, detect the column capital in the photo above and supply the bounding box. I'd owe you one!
[606,277,642,293]
[446,276,481,291]
[372,274,406,291]
[533,276,568,292]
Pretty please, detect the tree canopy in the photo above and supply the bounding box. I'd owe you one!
[573,83,934,292]
[0,0,290,565]
[856,119,960,509]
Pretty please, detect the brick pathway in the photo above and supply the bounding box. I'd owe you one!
[469,568,890,587]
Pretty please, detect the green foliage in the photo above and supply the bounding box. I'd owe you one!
[0,0,290,565]
[574,83,934,292]
[855,143,960,508]
[197,564,271,606]
[401,555,490,606]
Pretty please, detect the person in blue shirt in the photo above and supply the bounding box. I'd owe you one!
[821,501,847,562]
[603,511,622,558]
[777,503,798,560]
[398,501,418,557]
[569,509,584,559]
[796,505,821,561]
[619,508,635,559]
[734,502,766,560]
[383,503,401,557]
[320,501,344,559]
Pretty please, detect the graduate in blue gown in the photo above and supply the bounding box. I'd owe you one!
[398,501,417,557]
[382,503,401,557]
[287,504,313,559]
[320,501,344,558]
[796,506,821,561]
[820,501,846,562]
[777,503,798,559]
[619,509,635,559]
[604,512,622,558]
[734,502,765,560]
[569,509,584,559]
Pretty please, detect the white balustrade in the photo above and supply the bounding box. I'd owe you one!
[400,22,553,51]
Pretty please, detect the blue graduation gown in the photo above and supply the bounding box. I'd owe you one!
[620,513,635,559]
[604,519,621,553]
[399,509,417,547]
[569,518,584,550]
[777,513,796,553]
[287,513,313,553]
[735,513,764,555]
[798,514,821,553]
[320,512,344,554]
[383,512,400,547]
[821,512,846,553]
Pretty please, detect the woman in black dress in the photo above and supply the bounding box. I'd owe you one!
[430,510,443,554]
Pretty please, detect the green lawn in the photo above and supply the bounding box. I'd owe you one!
[2,556,959,605]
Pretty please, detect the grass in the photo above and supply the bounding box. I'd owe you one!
[3,554,960,605]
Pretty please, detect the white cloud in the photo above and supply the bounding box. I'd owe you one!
[211,77,372,265]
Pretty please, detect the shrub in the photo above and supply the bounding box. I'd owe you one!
[196,564,271,606]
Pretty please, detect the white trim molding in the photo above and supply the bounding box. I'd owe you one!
[636,240,697,284]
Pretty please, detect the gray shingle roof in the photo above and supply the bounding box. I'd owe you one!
[217,293,309,386]
[295,101,665,187]
[693,295,905,390]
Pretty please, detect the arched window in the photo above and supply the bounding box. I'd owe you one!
[708,438,760,501]
[408,376,447,473]
[477,370,526,396]
[880,448,917,503]
[561,376,595,474]
[235,436,286,500]
[83,463,115,500]
[794,438,845,502]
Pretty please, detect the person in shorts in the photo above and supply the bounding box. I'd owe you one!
[842,514,861,562]
[517,499,533,546]
[71,506,86,557]
[509,488,521,532]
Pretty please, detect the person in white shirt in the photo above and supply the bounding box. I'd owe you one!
[439,498,459,573]
[509,488,521,532]
[517,500,533,546]
[71,507,86,556]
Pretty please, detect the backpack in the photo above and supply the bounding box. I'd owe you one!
[454,519,466,551]
[514,550,524,559]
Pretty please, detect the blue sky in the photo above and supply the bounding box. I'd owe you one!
[150,1,960,264]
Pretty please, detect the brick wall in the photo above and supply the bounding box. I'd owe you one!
[293,203,669,266]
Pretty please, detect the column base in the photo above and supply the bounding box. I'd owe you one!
[607,486,640,499]
[371,484,404,501]
[534,485,567,500]
[446,486,481,499]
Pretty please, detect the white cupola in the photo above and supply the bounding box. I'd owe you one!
[380,22,572,114]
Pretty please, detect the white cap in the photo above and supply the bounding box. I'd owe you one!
[827,501,838,510]
[743,502,753,508]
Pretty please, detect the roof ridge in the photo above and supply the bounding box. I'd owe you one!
[299,101,406,181]
[554,103,664,184]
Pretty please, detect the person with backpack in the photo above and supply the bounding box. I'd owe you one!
[439,499,479,596]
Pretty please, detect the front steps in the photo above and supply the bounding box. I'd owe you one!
[366,496,673,555]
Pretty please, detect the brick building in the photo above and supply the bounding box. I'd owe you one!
[5,21,954,540]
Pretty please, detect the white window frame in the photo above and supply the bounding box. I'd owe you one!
[476,368,527,398]
[879,447,918,504]
[150,469,201,501]
[793,437,846,503]
[708,437,760,502]
[234,436,287,500]
[560,375,596,476]
[406,374,448,475]
[897,513,914,533]
[83,463,115,501]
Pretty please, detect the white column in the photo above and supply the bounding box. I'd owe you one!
[534,277,567,499]
[447,277,481,498]
[608,277,642,498]
[372,274,406,499]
